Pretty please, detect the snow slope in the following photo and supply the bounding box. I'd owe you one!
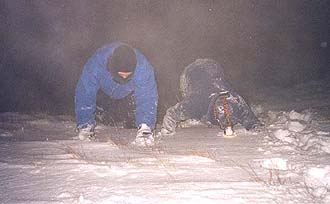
[0,79,330,204]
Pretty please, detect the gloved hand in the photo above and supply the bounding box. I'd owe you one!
[132,124,154,146]
[77,124,95,141]
[161,105,180,136]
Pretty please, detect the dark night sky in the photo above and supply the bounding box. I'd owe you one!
[1,0,329,120]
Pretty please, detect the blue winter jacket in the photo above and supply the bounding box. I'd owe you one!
[75,42,158,129]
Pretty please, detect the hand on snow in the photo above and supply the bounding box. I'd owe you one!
[161,107,179,136]
[77,124,95,141]
[132,124,155,146]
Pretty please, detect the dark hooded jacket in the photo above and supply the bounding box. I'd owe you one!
[171,58,258,130]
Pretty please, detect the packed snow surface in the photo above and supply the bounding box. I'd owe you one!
[0,79,330,203]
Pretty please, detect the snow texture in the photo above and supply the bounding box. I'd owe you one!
[0,79,330,203]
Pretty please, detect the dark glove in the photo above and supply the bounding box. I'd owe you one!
[161,104,181,136]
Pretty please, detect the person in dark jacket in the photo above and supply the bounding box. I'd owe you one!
[75,42,158,145]
[161,58,260,136]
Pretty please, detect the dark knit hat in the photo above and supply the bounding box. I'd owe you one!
[108,45,137,73]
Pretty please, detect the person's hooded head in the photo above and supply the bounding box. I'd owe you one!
[108,45,137,84]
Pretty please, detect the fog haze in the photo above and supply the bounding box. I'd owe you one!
[1,0,329,118]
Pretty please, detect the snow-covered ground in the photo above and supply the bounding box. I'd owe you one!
[1,79,330,204]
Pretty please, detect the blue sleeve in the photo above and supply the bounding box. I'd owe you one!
[134,63,158,129]
[75,59,100,127]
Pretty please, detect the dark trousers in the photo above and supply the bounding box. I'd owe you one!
[96,92,136,128]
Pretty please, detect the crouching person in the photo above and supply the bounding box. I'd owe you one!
[161,59,260,136]
[75,42,158,146]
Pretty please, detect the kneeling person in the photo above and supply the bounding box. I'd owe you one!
[75,42,158,145]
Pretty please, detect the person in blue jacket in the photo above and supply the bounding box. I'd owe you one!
[161,59,260,136]
[75,42,158,145]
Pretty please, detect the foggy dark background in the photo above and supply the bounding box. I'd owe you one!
[1,0,329,123]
